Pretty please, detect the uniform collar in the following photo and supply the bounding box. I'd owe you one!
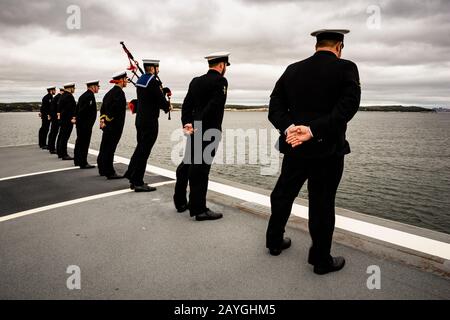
[207,69,222,76]
[314,50,338,58]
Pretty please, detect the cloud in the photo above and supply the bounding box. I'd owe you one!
[0,0,448,107]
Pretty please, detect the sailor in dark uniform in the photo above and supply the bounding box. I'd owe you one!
[47,87,64,154]
[56,83,77,160]
[124,59,171,192]
[173,52,230,221]
[74,80,100,169]
[97,71,128,179]
[266,30,361,275]
[39,86,55,149]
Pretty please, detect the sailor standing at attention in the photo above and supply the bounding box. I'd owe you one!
[47,87,64,154]
[124,59,171,192]
[97,71,128,179]
[266,29,360,275]
[56,83,77,160]
[173,52,230,221]
[74,80,100,169]
[39,86,55,149]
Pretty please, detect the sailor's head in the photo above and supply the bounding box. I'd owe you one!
[59,87,65,94]
[311,29,349,58]
[143,59,160,75]
[205,52,230,76]
[86,80,100,94]
[112,71,128,88]
[63,83,76,94]
[46,86,56,95]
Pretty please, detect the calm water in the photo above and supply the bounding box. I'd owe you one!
[1,111,449,234]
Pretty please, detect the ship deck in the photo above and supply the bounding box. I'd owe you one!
[0,144,449,299]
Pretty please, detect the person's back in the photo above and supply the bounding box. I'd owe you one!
[271,52,360,157]
[76,89,97,128]
[183,70,227,131]
[101,85,126,131]
[59,91,76,123]
[50,93,61,119]
[135,73,169,126]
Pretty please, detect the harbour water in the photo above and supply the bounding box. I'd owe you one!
[1,110,449,234]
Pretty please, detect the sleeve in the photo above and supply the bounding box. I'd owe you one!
[268,70,294,135]
[152,81,170,113]
[100,91,122,122]
[40,95,51,114]
[40,96,46,114]
[68,96,77,118]
[76,93,89,118]
[58,96,66,117]
[309,61,361,139]
[197,77,227,121]
[181,79,196,126]
[56,96,62,114]
[49,97,56,114]
[107,90,126,122]
[102,97,115,123]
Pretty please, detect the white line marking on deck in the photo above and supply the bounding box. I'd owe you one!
[208,183,450,260]
[0,166,80,182]
[0,180,175,223]
[0,143,37,148]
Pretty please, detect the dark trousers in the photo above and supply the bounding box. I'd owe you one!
[174,133,220,216]
[97,127,123,176]
[175,161,212,216]
[57,123,73,157]
[267,153,344,264]
[74,125,93,167]
[38,116,50,147]
[47,118,60,152]
[125,121,159,186]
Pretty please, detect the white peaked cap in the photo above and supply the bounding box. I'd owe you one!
[63,82,75,88]
[112,71,127,80]
[204,52,230,66]
[86,80,100,86]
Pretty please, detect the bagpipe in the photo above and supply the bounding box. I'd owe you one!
[119,41,172,120]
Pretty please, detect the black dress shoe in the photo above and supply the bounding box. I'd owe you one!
[62,156,74,160]
[313,256,346,275]
[134,184,156,192]
[49,150,57,154]
[106,173,124,180]
[195,209,223,221]
[173,195,188,213]
[41,145,48,150]
[176,203,188,213]
[268,237,292,256]
[80,164,95,169]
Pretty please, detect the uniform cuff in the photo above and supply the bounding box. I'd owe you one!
[284,124,295,135]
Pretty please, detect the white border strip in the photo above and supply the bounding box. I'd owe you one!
[0,166,80,182]
[73,144,450,260]
[0,143,38,148]
[0,180,175,223]
[208,182,450,260]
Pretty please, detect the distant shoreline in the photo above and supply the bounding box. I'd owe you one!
[0,102,445,113]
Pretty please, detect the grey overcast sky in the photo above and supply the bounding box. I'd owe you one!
[0,0,449,106]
